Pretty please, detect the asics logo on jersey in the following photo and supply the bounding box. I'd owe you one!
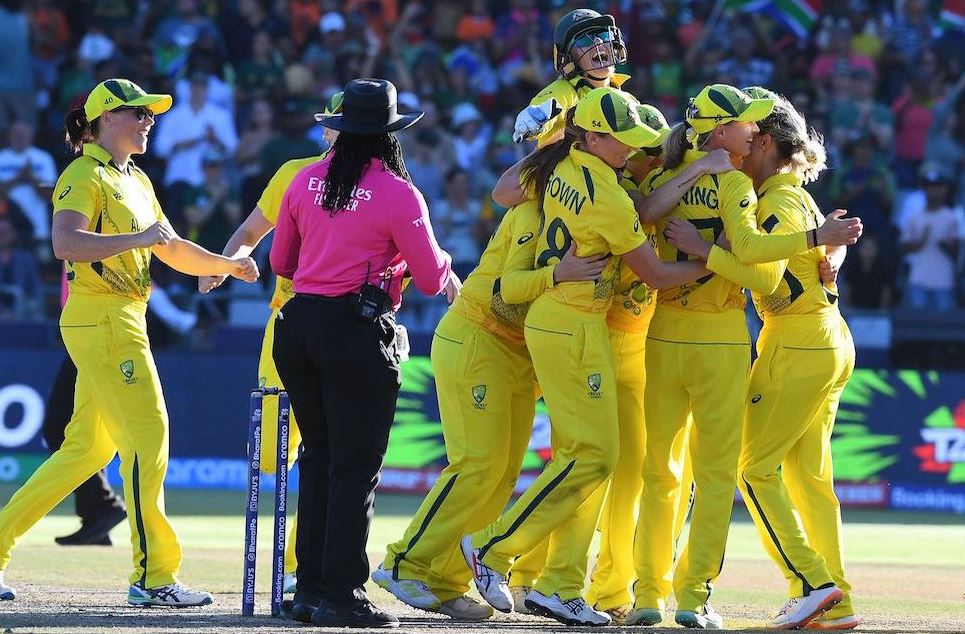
[740,197,751,208]
[58,186,71,200]
[751,394,762,403]
[517,232,534,245]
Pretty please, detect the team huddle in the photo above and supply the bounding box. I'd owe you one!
[0,5,865,631]
[364,8,864,631]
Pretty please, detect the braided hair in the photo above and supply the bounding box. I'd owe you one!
[322,132,411,214]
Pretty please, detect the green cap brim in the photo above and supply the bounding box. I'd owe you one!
[643,126,670,149]
[736,98,774,124]
[125,93,173,116]
[612,124,662,149]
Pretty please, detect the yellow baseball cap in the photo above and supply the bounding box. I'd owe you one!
[686,83,774,134]
[636,102,670,148]
[574,87,662,149]
[84,78,173,122]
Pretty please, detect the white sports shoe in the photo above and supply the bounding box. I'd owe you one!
[510,586,533,614]
[806,613,860,630]
[459,536,512,613]
[770,586,843,630]
[0,571,15,600]
[371,563,440,610]
[437,595,494,621]
[127,582,213,607]
[525,589,611,626]
[283,572,297,594]
[676,603,724,629]
[626,606,664,626]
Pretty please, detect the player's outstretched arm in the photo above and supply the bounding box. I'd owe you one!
[199,208,274,293]
[631,149,734,226]
[622,240,708,290]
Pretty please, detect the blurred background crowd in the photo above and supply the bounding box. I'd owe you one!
[0,0,962,361]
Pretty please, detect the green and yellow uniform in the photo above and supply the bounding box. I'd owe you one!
[512,176,694,610]
[470,119,649,575]
[383,201,551,602]
[737,173,855,618]
[530,73,630,148]
[0,142,180,588]
[633,148,807,613]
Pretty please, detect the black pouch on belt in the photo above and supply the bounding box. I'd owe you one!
[353,281,392,322]
[353,262,393,322]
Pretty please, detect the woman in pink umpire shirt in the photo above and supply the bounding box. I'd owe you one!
[270,78,459,628]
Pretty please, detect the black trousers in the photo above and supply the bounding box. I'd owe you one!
[273,295,401,605]
[42,355,125,520]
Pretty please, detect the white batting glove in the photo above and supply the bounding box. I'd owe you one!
[513,99,562,143]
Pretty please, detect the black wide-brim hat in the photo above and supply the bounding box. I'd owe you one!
[314,78,424,135]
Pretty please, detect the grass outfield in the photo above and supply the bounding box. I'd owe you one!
[0,486,963,632]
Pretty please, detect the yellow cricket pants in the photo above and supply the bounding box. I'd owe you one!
[517,330,696,607]
[525,329,644,602]
[384,311,536,602]
[471,297,618,575]
[738,310,855,616]
[0,293,181,588]
[257,308,301,574]
[634,306,750,612]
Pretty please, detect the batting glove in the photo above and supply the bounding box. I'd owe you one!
[513,99,562,143]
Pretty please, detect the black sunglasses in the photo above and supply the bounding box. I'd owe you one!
[114,106,154,122]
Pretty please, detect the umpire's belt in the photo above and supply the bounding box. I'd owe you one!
[295,292,359,304]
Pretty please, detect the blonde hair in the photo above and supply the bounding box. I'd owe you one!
[662,122,711,170]
[757,95,827,184]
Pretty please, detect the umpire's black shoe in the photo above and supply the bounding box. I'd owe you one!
[311,597,399,628]
[290,597,319,623]
[55,507,127,546]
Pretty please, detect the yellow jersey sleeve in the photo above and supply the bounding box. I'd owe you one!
[705,245,783,295]
[52,159,101,221]
[500,203,556,304]
[752,183,834,316]
[591,187,646,256]
[257,156,321,224]
[720,173,809,264]
[531,79,579,148]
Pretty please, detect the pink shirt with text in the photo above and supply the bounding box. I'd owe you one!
[270,156,451,310]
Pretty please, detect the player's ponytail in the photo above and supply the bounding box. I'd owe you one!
[757,95,827,184]
[65,107,98,155]
[663,122,711,170]
[519,107,585,215]
[662,123,689,170]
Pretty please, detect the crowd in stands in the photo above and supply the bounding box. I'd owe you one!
[0,0,962,342]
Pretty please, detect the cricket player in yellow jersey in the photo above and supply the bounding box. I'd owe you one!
[629,84,862,630]
[671,92,858,631]
[0,79,258,606]
[371,201,607,622]
[198,93,343,589]
[461,87,712,618]
[496,104,733,625]
[513,9,628,147]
